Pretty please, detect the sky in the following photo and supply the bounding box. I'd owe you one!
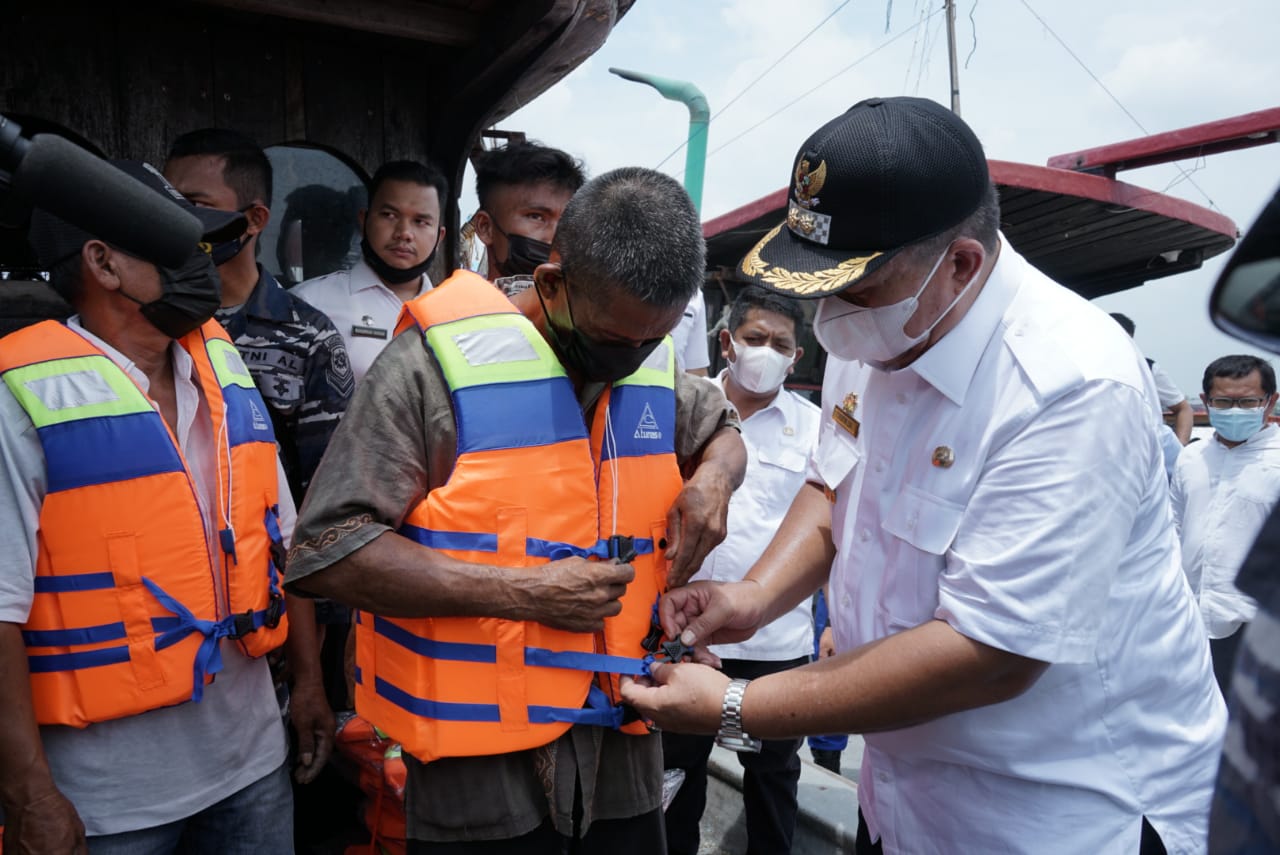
[460,0,1280,399]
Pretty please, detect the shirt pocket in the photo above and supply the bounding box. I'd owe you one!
[878,484,966,629]
[813,418,861,490]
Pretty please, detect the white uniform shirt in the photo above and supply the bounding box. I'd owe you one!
[693,373,819,661]
[1150,360,1187,409]
[292,258,432,384]
[669,291,711,373]
[0,318,293,835]
[1170,425,1280,637]
[812,238,1224,855]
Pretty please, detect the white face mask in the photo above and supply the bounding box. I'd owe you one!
[727,338,795,394]
[813,246,974,369]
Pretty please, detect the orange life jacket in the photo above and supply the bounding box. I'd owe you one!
[353,271,684,763]
[0,319,289,728]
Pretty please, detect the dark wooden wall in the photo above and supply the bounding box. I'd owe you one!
[2,0,453,176]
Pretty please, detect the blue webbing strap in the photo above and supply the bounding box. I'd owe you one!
[373,677,626,728]
[373,616,649,676]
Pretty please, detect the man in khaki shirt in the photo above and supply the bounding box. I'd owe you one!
[286,167,745,853]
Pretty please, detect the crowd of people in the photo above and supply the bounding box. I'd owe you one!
[0,95,1276,855]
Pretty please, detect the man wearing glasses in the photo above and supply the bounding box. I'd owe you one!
[1171,354,1280,691]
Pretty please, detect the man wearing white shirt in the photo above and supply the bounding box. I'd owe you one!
[669,290,712,376]
[292,160,447,383]
[1171,354,1280,691]
[662,285,818,855]
[623,97,1224,855]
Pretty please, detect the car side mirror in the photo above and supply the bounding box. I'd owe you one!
[1210,186,1280,353]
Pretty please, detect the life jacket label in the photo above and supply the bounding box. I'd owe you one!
[634,403,662,440]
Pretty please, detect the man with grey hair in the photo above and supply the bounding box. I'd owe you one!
[623,97,1224,854]
[284,166,745,853]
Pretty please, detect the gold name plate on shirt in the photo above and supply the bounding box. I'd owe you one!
[832,392,859,437]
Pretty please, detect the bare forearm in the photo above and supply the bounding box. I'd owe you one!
[293,531,534,619]
[282,594,323,686]
[0,623,58,806]
[741,619,1047,739]
[1171,401,1193,445]
[745,482,837,627]
[289,530,632,633]
[687,426,746,490]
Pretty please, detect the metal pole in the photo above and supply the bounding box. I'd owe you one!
[608,68,710,214]
[945,0,961,116]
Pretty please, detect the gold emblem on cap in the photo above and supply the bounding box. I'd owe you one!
[786,207,817,235]
[741,225,883,296]
[793,157,827,210]
[197,241,213,255]
[931,446,955,468]
[832,392,859,437]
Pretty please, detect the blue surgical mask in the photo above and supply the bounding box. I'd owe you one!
[1209,407,1266,443]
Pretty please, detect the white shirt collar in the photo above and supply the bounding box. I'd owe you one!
[347,258,431,297]
[908,233,1021,407]
[65,315,195,396]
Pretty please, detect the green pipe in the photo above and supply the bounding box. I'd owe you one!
[609,67,709,215]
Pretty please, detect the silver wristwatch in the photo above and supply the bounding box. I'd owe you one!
[714,677,762,753]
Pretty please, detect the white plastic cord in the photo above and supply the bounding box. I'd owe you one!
[603,399,620,538]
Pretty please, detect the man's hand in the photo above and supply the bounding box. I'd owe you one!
[818,626,836,659]
[620,660,729,735]
[665,466,735,587]
[518,558,635,632]
[660,579,767,648]
[2,788,87,855]
[289,679,335,784]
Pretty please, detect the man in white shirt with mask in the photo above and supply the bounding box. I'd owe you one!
[293,160,447,384]
[662,285,818,855]
[1171,354,1280,691]
[623,96,1224,855]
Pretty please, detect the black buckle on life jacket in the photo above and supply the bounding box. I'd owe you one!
[656,638,694,664]
[641,620,664,653]
[229,609,257,639]
[607,535,637,564]
[264,592,284,629]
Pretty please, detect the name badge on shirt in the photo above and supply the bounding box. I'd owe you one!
[351,324,388,340]
[832,392,860,437]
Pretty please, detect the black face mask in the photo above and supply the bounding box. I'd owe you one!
[120,249,223,339]
[205,205,255,267]
[209,232,248,267]
[361,233,437,286]
[486,215,551,277]
[534,277,663,384]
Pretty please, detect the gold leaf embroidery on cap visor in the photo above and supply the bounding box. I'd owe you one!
[742,225,882,295]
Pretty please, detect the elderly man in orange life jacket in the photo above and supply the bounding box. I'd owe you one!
[285,166,746,854]
[0,161,328,854]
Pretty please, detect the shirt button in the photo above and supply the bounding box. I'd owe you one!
[842,595,852,608]
[859,529,871,542]
[874,460,885,473]
[877,771,890,783]
[895,393,907,405]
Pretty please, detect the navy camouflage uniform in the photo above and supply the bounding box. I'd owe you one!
[215,265,354,502]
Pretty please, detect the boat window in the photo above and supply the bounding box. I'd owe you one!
[262,144,367,289]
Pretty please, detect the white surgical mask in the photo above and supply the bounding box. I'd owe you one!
[813,246,973,369]
[1209,407,1266,443]
[727,338,795,394]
